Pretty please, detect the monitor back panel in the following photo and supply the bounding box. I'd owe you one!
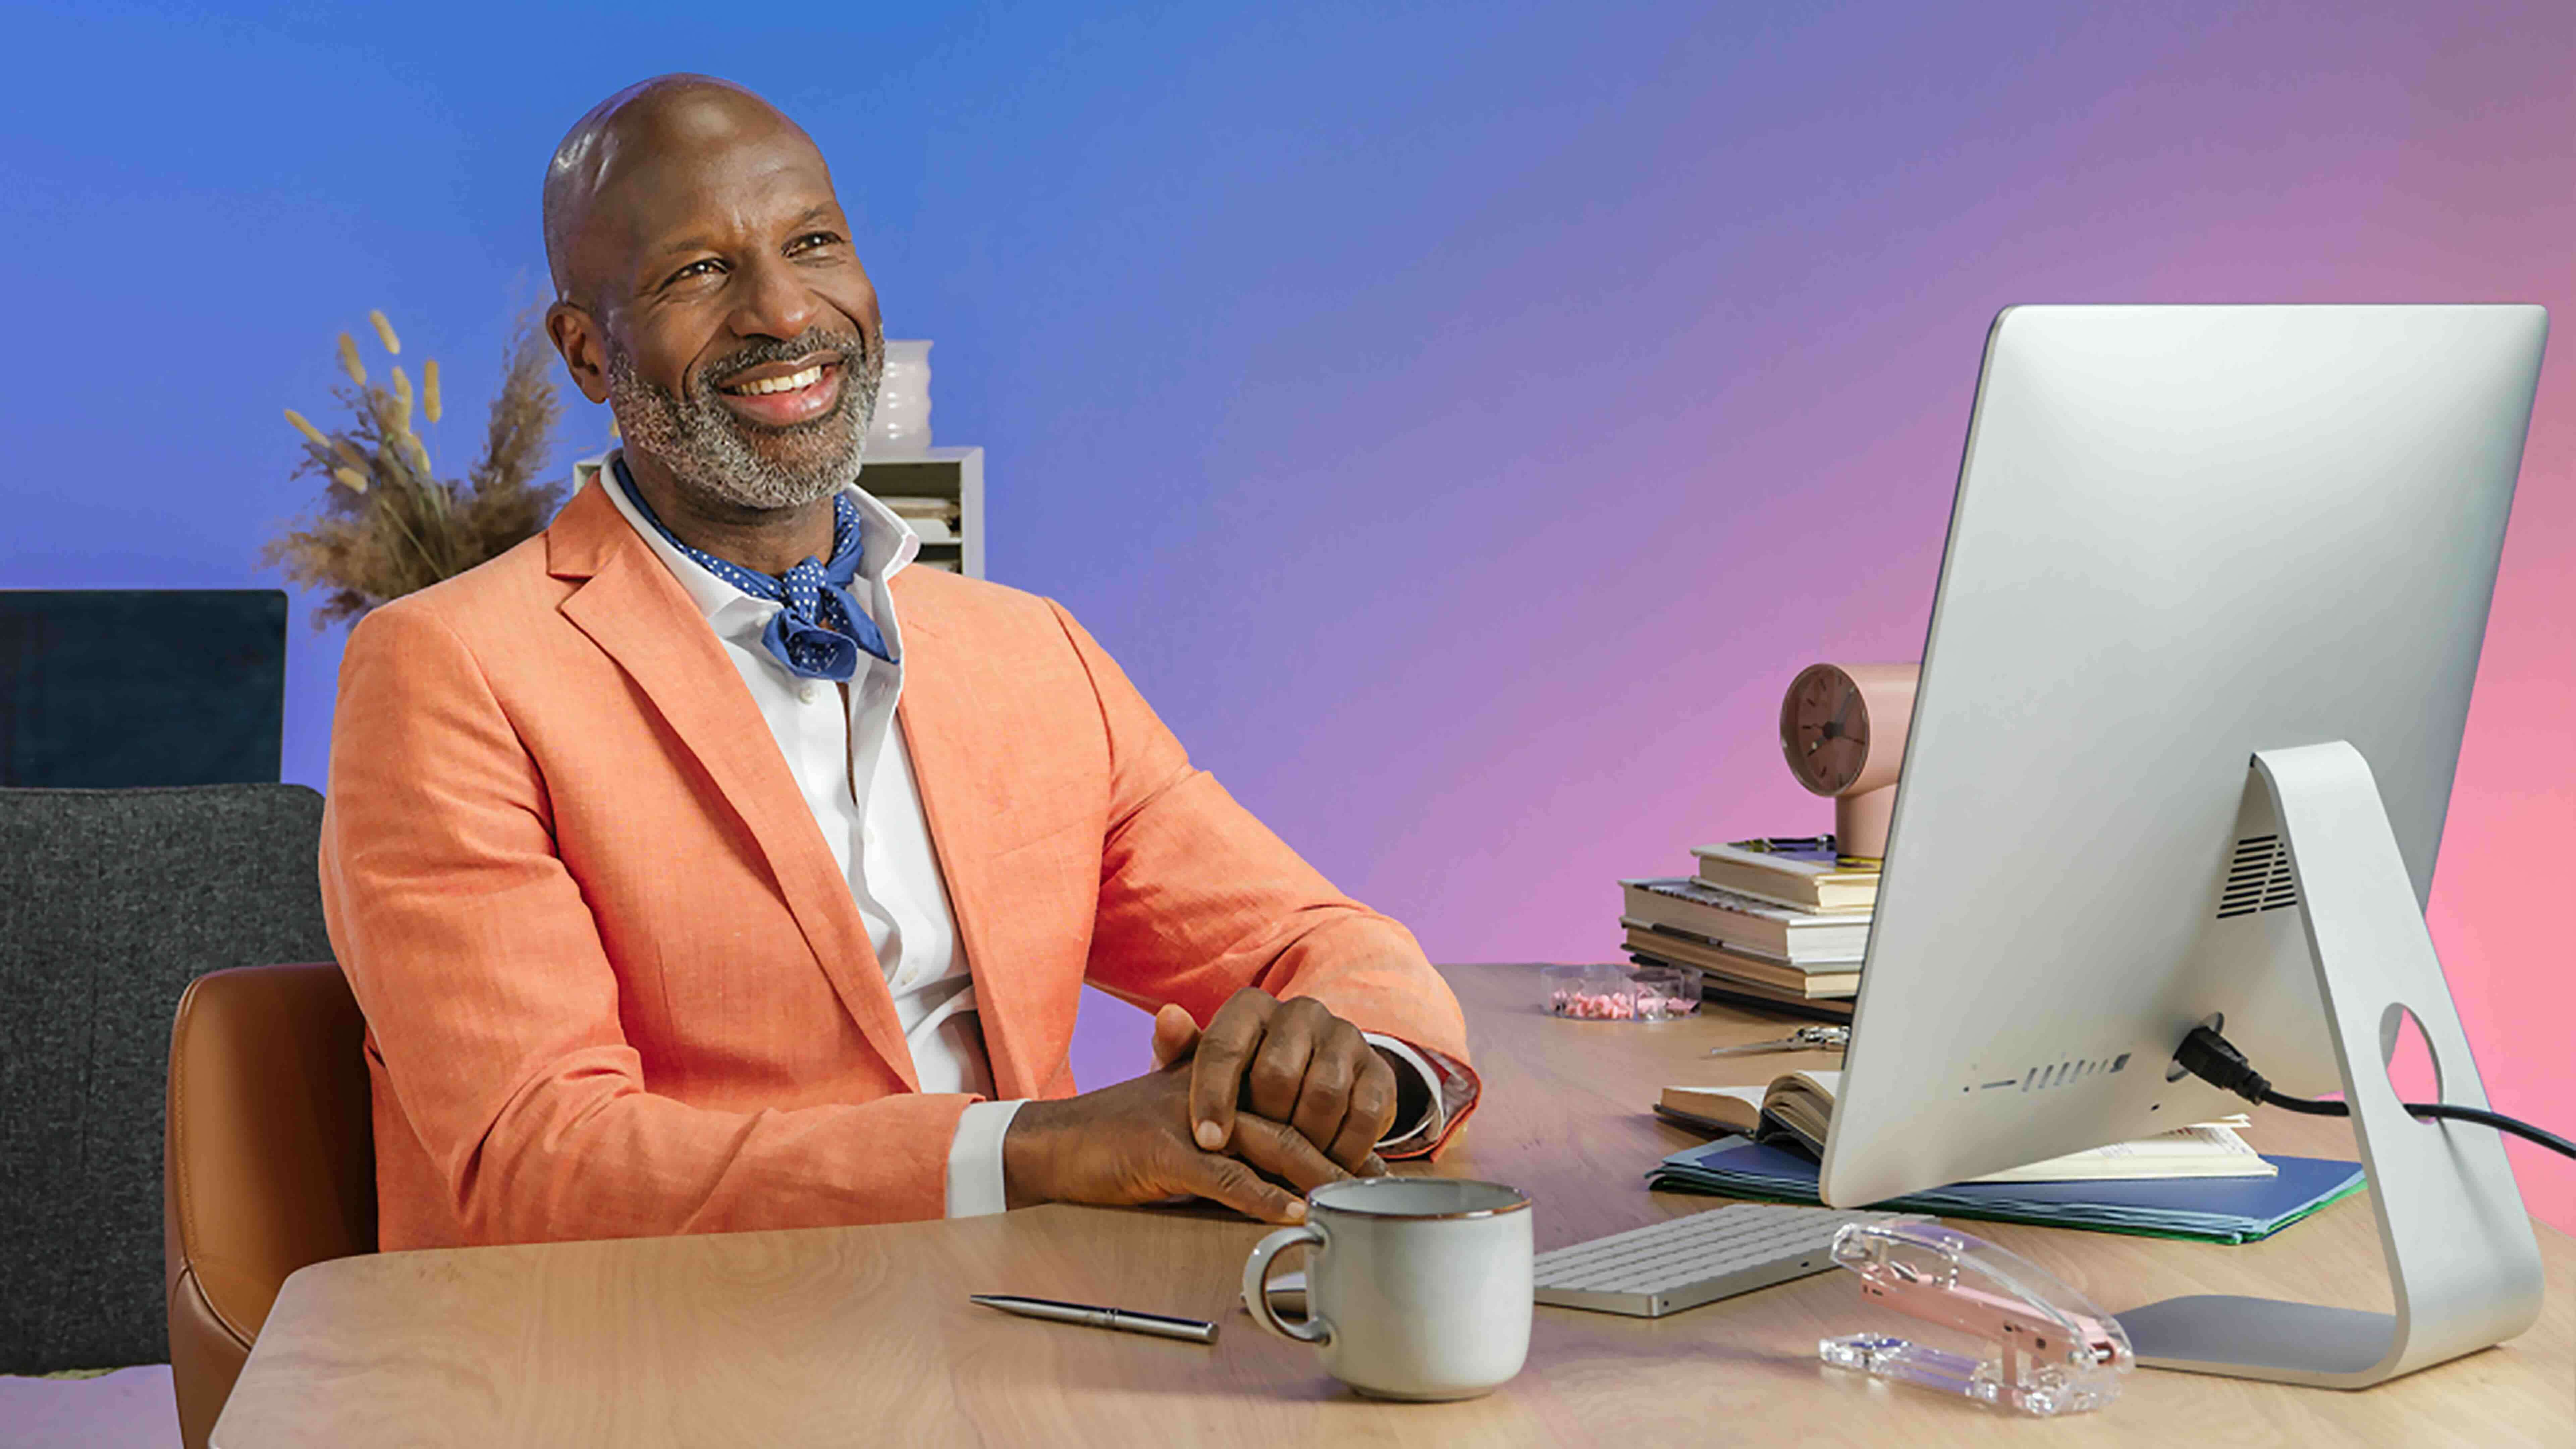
[1820,305,2545,1207]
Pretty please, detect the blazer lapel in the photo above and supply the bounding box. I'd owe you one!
[890,597,1045,1100]
[549,478,921,1089]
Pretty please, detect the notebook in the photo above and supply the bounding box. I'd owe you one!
[1649,1136,2365,1244]
[1660,1072,2275,1181]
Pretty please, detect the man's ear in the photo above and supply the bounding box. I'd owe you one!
[545,300,613,405]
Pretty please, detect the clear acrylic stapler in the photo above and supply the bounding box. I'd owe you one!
[1819,1219,2132,1416]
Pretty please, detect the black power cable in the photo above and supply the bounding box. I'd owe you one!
[2174,1025,2575,1160]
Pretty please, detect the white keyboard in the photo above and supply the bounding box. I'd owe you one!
[1533,1202,1907,1318]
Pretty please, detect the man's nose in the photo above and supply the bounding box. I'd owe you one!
[727,253,820,343]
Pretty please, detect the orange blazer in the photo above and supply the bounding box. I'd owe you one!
[319,478,1474,1251]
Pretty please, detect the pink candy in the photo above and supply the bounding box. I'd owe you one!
[1552,988,1630,1019]
[1549,988,1697,1021]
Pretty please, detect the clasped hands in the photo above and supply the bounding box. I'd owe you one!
[1001,988,1402,1223]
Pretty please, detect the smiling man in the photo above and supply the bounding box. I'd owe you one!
[317,74,1478,1249]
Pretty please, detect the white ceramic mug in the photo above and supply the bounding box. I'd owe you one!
[1240,1177,1533,1401]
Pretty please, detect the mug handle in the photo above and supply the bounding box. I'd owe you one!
[1241,1223,1331,1345]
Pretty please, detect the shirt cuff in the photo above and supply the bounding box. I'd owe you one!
[1362,1032,1447,1149]
[945,1098,1028,1218]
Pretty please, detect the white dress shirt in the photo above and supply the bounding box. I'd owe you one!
[603,464,1026,1216]
[599,455,1445,1218]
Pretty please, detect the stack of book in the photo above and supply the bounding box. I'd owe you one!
[1619,837,1875,1019]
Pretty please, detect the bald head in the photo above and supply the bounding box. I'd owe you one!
[537,74,883,532]
[542,74,820,303]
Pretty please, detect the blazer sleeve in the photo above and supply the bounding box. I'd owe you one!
[1050,602,1480,1153]
[320,601,973,1244]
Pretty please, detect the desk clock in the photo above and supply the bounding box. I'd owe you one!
[1778,662,1919,863]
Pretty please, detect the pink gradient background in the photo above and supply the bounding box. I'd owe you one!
[1040,7,2576,1232]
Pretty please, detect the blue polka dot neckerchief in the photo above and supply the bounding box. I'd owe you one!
[612,457,894,682]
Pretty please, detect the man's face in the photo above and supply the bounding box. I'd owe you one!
[554,100,885,512]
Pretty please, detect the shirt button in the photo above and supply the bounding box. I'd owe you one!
[798,683,819,704]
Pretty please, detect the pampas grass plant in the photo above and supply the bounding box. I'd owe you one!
[264,309,565,627]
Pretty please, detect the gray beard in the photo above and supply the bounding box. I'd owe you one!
[606,329,882,512]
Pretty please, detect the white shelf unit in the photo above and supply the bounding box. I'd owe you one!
[859,446,985,579]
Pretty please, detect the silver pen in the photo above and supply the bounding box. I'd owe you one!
[970,1293,1221,1345]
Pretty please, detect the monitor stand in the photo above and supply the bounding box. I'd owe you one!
[2119,741,2545,1387]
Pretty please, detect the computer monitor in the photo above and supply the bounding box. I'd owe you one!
[1817,305,2549,1388]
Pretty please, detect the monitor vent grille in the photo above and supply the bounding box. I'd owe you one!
[2215,834,2298,919]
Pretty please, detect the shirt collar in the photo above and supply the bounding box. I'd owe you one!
[579,448,921,628]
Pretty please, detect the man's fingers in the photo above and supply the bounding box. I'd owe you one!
[1150,1003,1200,1071]
[1230,1111,1354,1197]
[1325,1052,1400,1172]
[1289,1030,1367,1164]
[1244,1000,1329,1124]
[1188,989,1276,1151]
[1167,1142,1305,1224]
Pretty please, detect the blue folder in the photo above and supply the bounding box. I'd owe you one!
[1648,1136,2366,1244]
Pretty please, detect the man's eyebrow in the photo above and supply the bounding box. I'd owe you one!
[637,233,722,273]
[628,200,850,287]
[637,204,839,271]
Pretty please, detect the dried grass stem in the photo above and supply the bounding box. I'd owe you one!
[266,308,565,627]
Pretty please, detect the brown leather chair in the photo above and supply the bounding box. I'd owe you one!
[163,962,377,1449]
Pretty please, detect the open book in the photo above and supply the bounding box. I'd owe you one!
[1659,1071,2274,1183]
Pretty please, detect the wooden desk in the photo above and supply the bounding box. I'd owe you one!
[216,964,2572,1447]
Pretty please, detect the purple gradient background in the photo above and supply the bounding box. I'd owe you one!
[0,1,2566,1336]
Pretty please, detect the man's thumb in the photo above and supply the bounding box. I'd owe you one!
[1151,1003,1200,1070]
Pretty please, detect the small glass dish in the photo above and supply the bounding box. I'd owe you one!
[1629,965,1696,1021]
[1544,964,1700,1021]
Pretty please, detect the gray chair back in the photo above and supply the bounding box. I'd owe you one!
[0,784,333,1373]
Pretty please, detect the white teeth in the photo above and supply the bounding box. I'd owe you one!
[731,364,824,396]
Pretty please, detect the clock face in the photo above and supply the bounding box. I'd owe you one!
[1784,664,1870,795]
